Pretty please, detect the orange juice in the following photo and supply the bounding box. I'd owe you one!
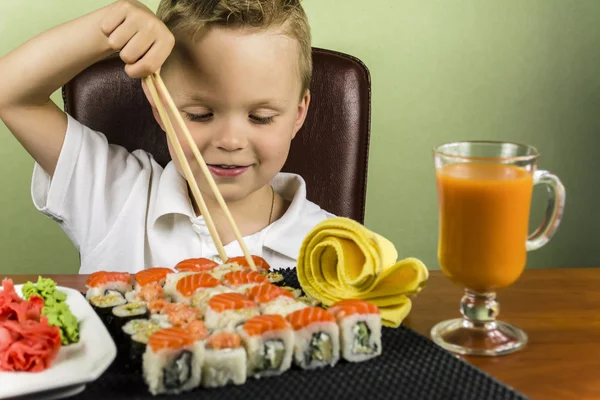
[436,163,534,292]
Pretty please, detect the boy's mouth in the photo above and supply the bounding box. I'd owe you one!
[207,164,251,178]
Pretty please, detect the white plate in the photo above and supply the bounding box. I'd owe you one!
[0,285,116,399]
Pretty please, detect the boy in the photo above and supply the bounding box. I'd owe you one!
[0,0,332,273]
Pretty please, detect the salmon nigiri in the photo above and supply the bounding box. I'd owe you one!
[286,307,340,370]
[175,258,220,273]
[239,314,294,378]
[205,293,259,331]
[329,299,382,363]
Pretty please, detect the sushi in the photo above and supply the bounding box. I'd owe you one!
[163,272,198,300]
[328,300,382,363]
[175,258,220,273]
[208,263,246,281]
[134,268,174,291]
[143,327,204,395]
[238,315,294,379]
[173,273,220,304]
[202,332,246,388]
[85,271,132,300]
[204,293,260,331]
[110,301,149,338]
[222,270,270,293]
[246,283,307,316]
[89,292,127,327]
[226,255,270,273]
[120,318,167,372]
[190,285,235,314]
[286,307,340,370]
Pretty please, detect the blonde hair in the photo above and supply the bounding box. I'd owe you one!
[157,0,312,95]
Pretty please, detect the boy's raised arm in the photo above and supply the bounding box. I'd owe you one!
[0,0,174,176]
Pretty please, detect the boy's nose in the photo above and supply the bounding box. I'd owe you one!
[212,121,248,151]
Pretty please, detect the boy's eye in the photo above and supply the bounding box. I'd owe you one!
[249,115,274,125]
[184,112,213,122]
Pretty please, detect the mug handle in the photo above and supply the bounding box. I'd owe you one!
[526,170,566,251]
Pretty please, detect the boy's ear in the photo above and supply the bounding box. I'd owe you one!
[141,79,166,132]
[292,89,311,139]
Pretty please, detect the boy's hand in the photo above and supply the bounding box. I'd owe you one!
[101,0,175,78]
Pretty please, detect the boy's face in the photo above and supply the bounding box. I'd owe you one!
[147,26,310,204]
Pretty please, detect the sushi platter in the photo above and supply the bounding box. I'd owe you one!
[83,256,384,396]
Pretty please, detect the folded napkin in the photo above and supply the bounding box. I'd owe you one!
[297,217,429,327]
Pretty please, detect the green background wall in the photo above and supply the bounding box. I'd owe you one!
[0,1,598,275]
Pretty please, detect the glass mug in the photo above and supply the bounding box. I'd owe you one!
[431,141,565,356]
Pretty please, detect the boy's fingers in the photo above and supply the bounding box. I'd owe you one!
[120,31,153,65]
[100,1,130,36]
[106,20,139,51]
[124,38,171,78]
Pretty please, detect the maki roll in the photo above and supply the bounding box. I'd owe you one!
[85,271,132,300]
[173,273,220,304]
[120,318,164,372]
[89,292,127,327]
[202,332,246,388]
[204,293,260,331]
[208,262,245,281]
[286,307,340,370]
[143,327,204,396]
[175,258,220,273]
[163,272,198,300]
[238,315,294,379]
[246,284,307,317]
[329,300,382,363]
[111,302,149,338]
[222,270,270,294]
[190,285,235,314]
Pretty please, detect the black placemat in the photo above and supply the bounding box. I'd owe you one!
[72,270,528,400]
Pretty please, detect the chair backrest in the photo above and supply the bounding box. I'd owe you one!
[63,47,371,222]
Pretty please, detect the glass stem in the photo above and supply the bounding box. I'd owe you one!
[460,290,499,328]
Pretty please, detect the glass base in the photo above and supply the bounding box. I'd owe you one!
[431,318,528,356]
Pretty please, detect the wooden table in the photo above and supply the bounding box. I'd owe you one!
[9,268,600,400]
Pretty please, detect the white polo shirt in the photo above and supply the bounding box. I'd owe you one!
[31,115,334,274]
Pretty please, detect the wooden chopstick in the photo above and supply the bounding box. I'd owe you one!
[144,73,257,272]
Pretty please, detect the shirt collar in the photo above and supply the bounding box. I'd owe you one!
[149,161,195,227]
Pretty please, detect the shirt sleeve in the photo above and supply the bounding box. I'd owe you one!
[31,114,152,253]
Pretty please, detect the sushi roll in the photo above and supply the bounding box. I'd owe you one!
[89,292,127,327]
[190,285,235,314]
[205,293,260,331]
[222,270,270,294]
[172,273,220,304]
[163,272,199,300]
[238,315,294,379]
[202,332,246,388]
[143,327,204,396]
[134,267,174,291]
[111,302,149,338]
[85,271,132,300]
[175,258,220,273]
[286,307,340,370]
[246,284,307,316]
[120,318,166,372]
[226,255,271,273]
[208,262,246,281]
[328,300,382,363]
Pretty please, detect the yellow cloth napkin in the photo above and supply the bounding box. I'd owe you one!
[297,217,429,327]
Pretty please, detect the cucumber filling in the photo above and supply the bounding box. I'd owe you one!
[257,339,285,371]
[351,321,377,355]
[307,332,332,363]
[163,351,192,389]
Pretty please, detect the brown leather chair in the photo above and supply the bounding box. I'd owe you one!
[62,47,371,222]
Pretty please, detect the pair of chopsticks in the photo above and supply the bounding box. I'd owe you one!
[144,72,257,272]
